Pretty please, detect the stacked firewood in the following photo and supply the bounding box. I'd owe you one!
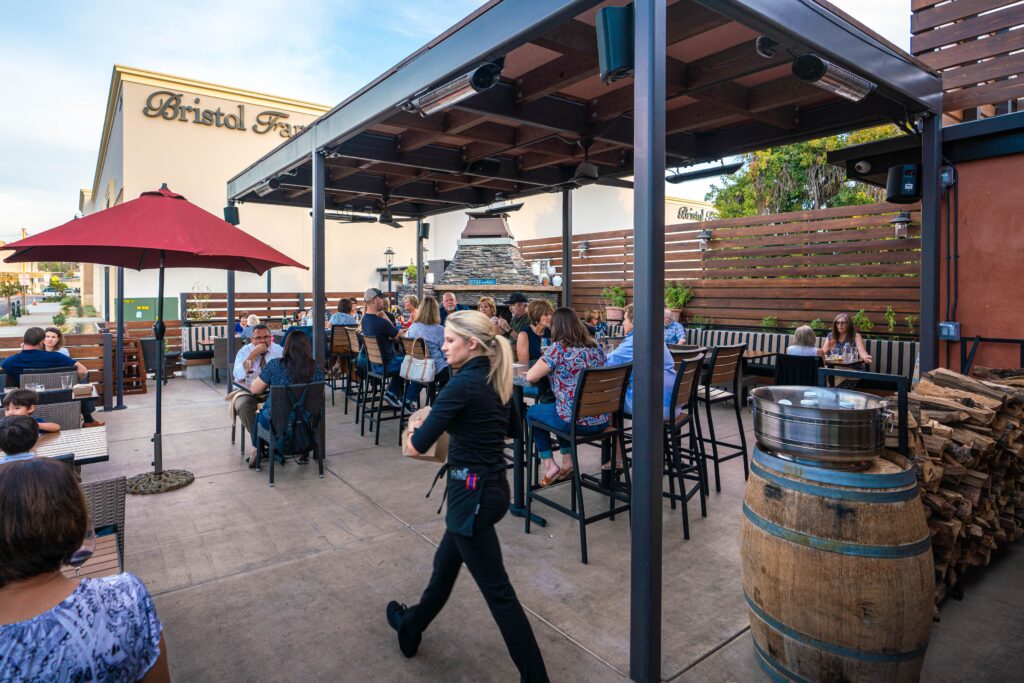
[886,367,1024,606]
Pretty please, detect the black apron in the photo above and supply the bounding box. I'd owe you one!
[427,461,507,537]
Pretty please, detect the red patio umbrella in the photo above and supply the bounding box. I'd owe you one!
[3,185,306,493]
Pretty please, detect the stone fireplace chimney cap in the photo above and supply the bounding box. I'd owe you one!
[460,215,514,239]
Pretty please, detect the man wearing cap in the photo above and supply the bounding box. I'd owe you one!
[503,292,530,342]
[438,292,467,325]
[362,287,405,407]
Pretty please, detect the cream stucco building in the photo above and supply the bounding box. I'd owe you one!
[81,66,714,314]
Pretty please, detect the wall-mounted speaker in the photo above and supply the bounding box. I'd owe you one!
[596,5,634,84]
[886,164,921,204]
[418,222,430,240]
[223,206,240,225]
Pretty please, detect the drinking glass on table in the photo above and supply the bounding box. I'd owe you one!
[67,517,97,579]
[61,375,72,390]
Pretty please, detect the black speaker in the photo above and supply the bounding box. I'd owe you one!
[886,164,921,204]
[223,206,240,225]
[596,4,634,84]
[418,222,430,240]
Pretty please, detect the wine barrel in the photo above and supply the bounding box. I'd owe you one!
[740,448,934,682]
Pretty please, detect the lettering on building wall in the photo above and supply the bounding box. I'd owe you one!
[142,90,307,138]
[676,206,718,221]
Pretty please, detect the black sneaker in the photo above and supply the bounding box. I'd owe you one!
[383,391,403,409]
[386,601,421,658]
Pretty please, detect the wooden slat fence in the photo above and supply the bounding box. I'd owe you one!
[912,0,1024,120]
[519,202,921,335]
[181,291,392,324]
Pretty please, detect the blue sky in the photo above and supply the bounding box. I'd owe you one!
[0,0,906,243]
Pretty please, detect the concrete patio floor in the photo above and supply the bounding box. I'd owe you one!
[80,378,1024,682]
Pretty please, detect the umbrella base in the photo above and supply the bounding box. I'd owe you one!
[126,469,195,495]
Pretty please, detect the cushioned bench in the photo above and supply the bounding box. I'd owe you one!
[688,328,917,388]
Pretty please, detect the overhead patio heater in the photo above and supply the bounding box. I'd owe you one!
[792,54,876,102]
[409,61,503,116]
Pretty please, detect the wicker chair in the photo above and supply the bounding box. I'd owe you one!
[20,369,79,390]
[80,476,127,571]
[34,401,82,431]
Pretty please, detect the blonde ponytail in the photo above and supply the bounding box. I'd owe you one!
[445,310,513,404]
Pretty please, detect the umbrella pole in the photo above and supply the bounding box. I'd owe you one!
[153,252,165,475]
[127,249,193,495]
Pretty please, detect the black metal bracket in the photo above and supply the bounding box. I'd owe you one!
[960,335,1024,375]
[817,367,909,457]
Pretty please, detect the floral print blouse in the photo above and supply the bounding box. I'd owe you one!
[541,341,609,425]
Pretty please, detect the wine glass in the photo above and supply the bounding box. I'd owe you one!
[67,519,97,579]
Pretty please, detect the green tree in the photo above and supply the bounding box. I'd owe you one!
[706,126,902,218]
[0,277,22,320]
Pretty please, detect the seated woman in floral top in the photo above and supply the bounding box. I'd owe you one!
[526,307,608,486]
[0,458,169,682]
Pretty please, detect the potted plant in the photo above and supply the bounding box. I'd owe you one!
[403,262,416,286]
[601,285,627,323]
[664,281,694,321]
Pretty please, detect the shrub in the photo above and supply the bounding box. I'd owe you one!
[403,263,417,280]
[852,309,874,334]
[761,315,778,331]
[52,312,66,326]
[601,286,627,308]
[884,306,896,337]
[690,315,713,328]
[664,282,694,310]
[809,318,826,333]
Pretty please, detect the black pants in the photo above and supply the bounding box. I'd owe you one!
[401,476,549,682]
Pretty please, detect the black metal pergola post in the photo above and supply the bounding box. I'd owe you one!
[312,148,327,457]
[630,1,666,681]
[114,266,125,409]
[920,113,942,372]
[561,188,572,308]
[225,199,238,395]
[416,218,425,301]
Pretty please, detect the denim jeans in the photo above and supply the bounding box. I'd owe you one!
[371,356,404,396]
[527,402,607,457]
[404,366,451,405]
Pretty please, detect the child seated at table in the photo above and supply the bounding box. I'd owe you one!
[3,389,60,433]
[584,309,608,339]
[0,414,41,462]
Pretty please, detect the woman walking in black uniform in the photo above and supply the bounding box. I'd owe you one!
[388,310,549,682]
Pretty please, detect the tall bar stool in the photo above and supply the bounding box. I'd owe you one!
[344,327,365,420]
[696,343,749,493]
[328,325,352,407]
[663,353,706,540]
[525,363,632,564]
[360,336,403,445]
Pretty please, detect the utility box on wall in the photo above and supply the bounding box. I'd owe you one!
[117,298,179,322]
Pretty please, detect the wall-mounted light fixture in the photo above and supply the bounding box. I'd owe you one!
[792,54,876,102]
[890,211,912,239]
[698,228,712,252]
[408,61,503,116]
[579,240,590,258]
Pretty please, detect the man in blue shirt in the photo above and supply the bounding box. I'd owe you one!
[663,308,687,345]
[362,288,405,407]
[606,305,679,418]
[439,292,468,324]
[2,327,86,387]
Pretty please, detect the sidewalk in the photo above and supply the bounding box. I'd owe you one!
[0,301,103,338]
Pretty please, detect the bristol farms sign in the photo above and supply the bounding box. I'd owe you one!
[142,90,307,138]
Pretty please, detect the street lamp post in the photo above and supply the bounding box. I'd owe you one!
[384,246,395,308]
